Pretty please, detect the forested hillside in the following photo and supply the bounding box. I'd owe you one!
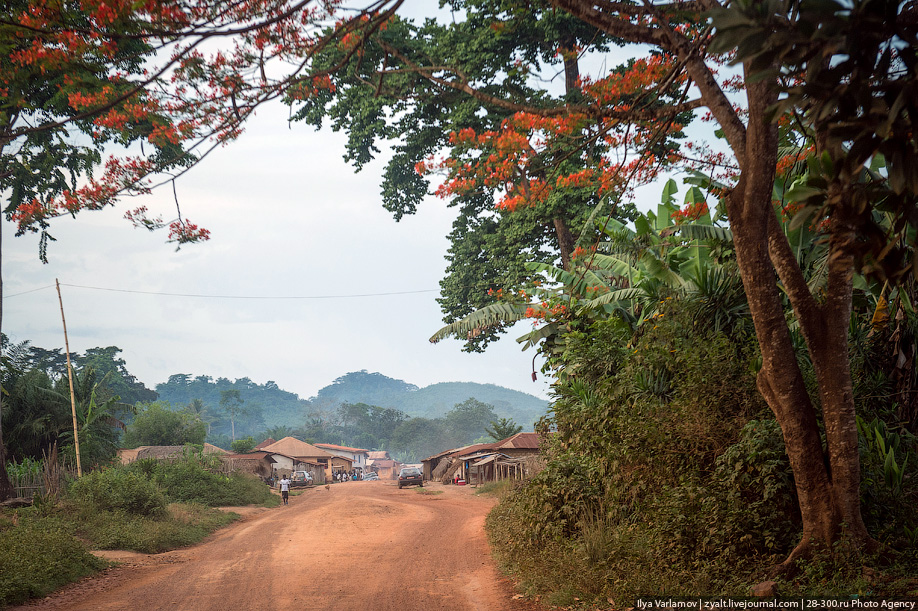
[311,371,547,427]
[155,375,309,434]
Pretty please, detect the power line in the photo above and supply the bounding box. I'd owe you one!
[5,278,517,300]
[4,285,56,298]
[25,282,441,300]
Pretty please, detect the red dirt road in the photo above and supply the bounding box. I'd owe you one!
[12,481,544,611]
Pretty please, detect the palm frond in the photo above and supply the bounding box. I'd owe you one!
[670,223,734,242]
[429,302,531,344]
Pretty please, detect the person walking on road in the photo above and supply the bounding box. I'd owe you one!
[279,475,291,505]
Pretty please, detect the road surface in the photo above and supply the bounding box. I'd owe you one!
[12,480,543,611]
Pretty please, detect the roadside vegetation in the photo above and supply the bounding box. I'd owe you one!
[0,451,277,608]
[482,191,918,604]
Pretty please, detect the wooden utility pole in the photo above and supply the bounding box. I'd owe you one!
[56,279,81,478]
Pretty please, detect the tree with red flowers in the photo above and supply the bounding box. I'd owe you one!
[292,1,694,350]
[300,0,918,567]
[0,0,397,500]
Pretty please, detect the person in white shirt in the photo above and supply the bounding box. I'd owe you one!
[279,475,291,505]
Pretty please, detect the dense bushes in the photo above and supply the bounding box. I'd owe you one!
[0,454,278,607]
[487,301,918,605]
[124,456,275,507]
[69,468,168,517]
[0,514,107,607]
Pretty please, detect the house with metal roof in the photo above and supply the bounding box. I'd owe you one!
[314,443,370,476]
[260,437,336,480]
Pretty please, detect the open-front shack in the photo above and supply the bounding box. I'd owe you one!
[423,432,546,485]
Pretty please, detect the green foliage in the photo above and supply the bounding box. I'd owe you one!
[127,458,273,507]
[230,436,256,454]
[857,415,918,545]
[0,513,107,607]
[68,502,237,554]
[291,5,639,350]
[1,340,154,467]
[444,398,499,445]
[488,292,790,603]
[705,420,799,556]
[73,346,157,406]
[122,402,207,448]
[485,417,523,441]
[155,374,299,434]
[489,277,918,603]
[69,467,168,517]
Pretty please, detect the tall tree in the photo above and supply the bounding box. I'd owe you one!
[123,401,206,448]
[219,389,245,441]
[304,0,916,564]
[289,2,686,349]
[485,417,523,441]
[0,0,396,500]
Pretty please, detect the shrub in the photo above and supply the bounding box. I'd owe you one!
[127,458,273,506]
[71,503,237,553]
[0,513,106,607]
[69,467,167,517]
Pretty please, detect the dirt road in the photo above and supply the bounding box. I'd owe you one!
[12,480,543,611]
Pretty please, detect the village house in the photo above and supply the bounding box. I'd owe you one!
[368,458,402,480]
[314,443,369,476]
[118,443,229,465]
[260,436,337,481]
[220,451,276,481]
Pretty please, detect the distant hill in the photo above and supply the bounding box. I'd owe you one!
[155,374,309,432]
[312,370,548,428]
[154,370,550,433]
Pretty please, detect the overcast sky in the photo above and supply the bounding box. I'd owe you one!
[3,101,560,403]
[3,2,702,409]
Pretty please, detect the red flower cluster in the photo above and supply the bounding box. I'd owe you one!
[670,201,709,224]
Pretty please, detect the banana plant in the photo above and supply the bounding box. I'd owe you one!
[430,178,743,360]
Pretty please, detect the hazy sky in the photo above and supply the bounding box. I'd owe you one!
[3,2,698,408]
[3,102,556,403]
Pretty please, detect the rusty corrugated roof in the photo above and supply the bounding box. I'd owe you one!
[496,432,541,450]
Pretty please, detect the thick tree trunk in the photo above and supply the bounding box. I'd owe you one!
[554,218,576,270]
[727,77,873,566]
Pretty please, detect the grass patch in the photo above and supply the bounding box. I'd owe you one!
[416,488,443,496]
[0,511,108,608]
[0,457,280,607]
[475,479,513,498]
[67,500,238,553]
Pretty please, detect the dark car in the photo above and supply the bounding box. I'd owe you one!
[397,467,423,489]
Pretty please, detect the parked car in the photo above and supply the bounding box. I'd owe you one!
[362,472,379,481]
[290,471,313,487]
[397,467,423,489]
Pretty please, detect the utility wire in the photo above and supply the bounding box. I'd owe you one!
[4,283,440,300]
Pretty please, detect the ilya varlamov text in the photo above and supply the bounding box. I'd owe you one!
[635,599,917,611]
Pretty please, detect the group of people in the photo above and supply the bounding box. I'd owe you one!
[332,470,359,482]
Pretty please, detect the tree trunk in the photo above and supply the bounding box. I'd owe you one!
[553,42,580,272]
[0,215,15,501]
[726,76,873,566]
[553,218,576,270]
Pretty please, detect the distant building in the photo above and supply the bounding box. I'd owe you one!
[422,432,546,484]
[368,459,402,480]
[260,436,336,481]
[315,443,370,475]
